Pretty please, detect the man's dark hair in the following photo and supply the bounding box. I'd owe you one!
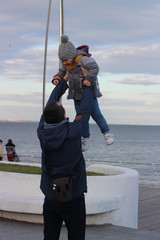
[43,101,65,124]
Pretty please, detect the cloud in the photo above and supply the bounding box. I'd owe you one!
[2,41,160,85]
[0,92,41,105]
[94,43,160,74]
[1,44,59,82]
[113,74,160,86]
[1,0,160,124]
[1,0,160,80]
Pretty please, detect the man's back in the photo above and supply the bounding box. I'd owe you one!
[38,117,87,201]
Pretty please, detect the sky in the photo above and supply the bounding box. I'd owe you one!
[0,0,160,125]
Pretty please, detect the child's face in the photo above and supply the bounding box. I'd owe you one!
[62,58,74,66]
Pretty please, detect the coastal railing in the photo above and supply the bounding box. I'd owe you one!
[86,159,160,187]
[2,154,160,188]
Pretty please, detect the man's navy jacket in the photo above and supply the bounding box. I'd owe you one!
[37,79,94,201]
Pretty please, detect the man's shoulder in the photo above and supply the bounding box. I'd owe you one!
[69,119,84,129]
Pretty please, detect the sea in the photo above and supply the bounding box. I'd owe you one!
[0,121,160,187]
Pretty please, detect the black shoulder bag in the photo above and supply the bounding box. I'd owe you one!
[44,148,82,203]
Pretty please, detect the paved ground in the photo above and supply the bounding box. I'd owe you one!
[0,219,160,240]
[138,186,160,231]
[1,185,160,240]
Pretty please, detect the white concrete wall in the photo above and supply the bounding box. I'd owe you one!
[86,164,139,228]
[0,163,139,228]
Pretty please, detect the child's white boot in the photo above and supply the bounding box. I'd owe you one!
[104,133,114,146]
[82,137,91,152]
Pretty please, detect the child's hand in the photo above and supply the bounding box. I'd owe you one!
[83,80,91,87]
[53,79,60,85]
[52,75,61,85]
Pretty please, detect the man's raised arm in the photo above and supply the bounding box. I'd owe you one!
[75,86,94,123]
[46,78,68,106]
[38,78,68,129]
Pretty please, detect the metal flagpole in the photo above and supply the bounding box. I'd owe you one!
[59,0,64,68]
[42,0,64,110]
[42,0,52,111]
[59,0,64,103]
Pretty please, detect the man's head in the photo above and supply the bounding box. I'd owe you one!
[43,101,66,124]
[58,35,77,62]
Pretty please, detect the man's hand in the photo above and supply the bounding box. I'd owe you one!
[83,80,91,87]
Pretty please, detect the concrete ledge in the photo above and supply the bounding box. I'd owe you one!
[86,195,121,214]
[86,164,139,228]
[0,163,139,228]
[0,210,43,224]
[0,193,43,214]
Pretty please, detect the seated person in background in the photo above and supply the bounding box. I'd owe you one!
[5,139,15,161]
[0,139,4,161]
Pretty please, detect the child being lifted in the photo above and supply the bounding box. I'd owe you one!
[52,35,114,151]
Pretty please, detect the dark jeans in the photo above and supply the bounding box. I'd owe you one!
[43,195,86,240]
[74,98,109,138]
